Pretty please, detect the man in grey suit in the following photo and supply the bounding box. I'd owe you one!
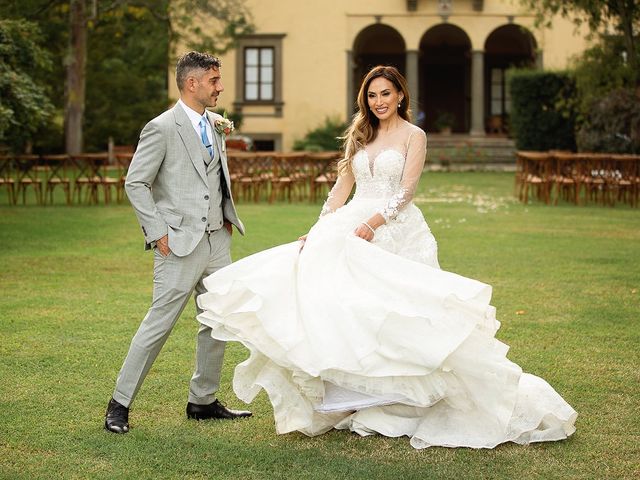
[105,51,251,433]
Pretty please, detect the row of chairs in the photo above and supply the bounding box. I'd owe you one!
[516,151,640,207]
[0,151,341,205]
[0,153,133,205]
[227,151,341,203]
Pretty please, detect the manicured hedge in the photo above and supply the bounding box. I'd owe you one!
[508,70,577,151]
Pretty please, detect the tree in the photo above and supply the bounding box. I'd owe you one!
[0,19,54,153]
[520,0,639,86]
[1,0,253,153]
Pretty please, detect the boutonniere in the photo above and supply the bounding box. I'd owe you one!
[214,112,234,152]
[214,113,234,137]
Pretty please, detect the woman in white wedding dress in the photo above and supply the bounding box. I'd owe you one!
[197,66,577,449]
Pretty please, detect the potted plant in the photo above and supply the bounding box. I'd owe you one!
[434,111,455,135]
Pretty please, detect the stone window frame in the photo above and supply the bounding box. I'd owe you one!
[234,34,285,117]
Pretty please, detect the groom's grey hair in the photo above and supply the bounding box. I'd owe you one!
[176,51,221,91]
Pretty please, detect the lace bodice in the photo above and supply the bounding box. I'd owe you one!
[320,126,427,222]
[352,149,406,199]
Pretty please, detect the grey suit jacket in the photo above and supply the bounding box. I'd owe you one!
[125,103,244,257]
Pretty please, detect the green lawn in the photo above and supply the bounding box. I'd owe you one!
[1,172,638,479]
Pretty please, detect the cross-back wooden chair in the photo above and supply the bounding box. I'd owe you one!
[551,152,582,205]
[610,154,639,207]
[14,154,43,205]
[517,151,553,204]
[581,154,612,206]
[43,154,71,205]
[308,152,340,203]
[115,153,134,203]
[270,153,307,203]
[0,155,17,205]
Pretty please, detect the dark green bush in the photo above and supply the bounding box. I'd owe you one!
[508,70,577,151]
[576,88,640,153]
[293,117,348,152]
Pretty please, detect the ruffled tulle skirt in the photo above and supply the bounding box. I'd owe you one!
[197,199,577,448]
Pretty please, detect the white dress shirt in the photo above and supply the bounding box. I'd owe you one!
[178,99,214,151]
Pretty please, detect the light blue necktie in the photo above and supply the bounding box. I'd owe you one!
[199,116,213,159]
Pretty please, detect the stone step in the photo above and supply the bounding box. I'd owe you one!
[426,134,516,164]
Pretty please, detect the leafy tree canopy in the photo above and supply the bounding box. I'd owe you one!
[0,0,253,152]
[0,19,54,152]
[520,0,639,85]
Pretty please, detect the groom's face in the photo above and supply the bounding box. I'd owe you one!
[194,67,224,109]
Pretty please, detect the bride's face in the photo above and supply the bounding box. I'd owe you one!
[366,77,404,121]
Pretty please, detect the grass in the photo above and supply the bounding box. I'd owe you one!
[1,172,639,479]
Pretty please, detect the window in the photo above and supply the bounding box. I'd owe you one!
[244,47,274,101]
[234,34,285,116]
[490,68,511,115]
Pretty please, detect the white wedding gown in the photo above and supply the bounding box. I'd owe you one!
[197,128,577,449]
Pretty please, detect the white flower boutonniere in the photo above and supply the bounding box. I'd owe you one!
[214,112,234,152]
[214,113,234,137]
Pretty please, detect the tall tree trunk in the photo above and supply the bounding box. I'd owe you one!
[65,0,87,154]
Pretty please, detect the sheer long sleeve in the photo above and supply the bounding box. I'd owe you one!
[319,170,355,217]
[379,129,427,222]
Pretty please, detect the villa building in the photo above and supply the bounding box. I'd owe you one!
[170,0,590,151]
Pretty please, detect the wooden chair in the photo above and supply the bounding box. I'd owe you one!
[516,151,553,204]
[581,154,611,206]
[270,153,307,203]
[115,153,133,203]
[43,154,71,205]
[551,152,581,205]
[227,152,273,202]
[71,153,110,204]
[308,152,340,202]
[610,154,639,207]
[14,154,43,205]
[0,155,16,205]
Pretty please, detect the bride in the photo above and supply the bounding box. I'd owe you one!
[197,66,577,449]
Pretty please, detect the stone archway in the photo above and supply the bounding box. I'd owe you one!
[419,24,472,134]
[349,24,406,114]
[484,24,537,135]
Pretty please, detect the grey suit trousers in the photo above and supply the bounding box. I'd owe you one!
[113,228,231,408]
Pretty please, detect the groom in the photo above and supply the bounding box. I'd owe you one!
[104,51,251,433]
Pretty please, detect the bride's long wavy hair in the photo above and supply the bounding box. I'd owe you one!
[338,66,412,176]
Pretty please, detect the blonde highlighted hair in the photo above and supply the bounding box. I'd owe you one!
[338,66,412,176]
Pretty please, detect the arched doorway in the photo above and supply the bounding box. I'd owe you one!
[351,24,406,111]
[485,25,537,134]
[419,24,471,133]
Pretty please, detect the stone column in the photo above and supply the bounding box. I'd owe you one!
[346,50,354,118]
[405,50,419,116]
[536,49,544,70]
[470,49,485,136]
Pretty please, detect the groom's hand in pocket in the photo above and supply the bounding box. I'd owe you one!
[223,220,233,236]
[156,234,171,257]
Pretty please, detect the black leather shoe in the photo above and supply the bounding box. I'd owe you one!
[105,398,130,433]
[186,399,252,420]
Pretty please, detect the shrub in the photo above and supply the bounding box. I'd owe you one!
[576,88,640,153]
[508,70,577,151]
[293,117,348,152]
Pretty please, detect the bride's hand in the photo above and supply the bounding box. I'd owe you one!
[354,222,375,242]
[298,234,308,252]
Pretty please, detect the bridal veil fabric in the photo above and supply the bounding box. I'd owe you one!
[197,129,577,449]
